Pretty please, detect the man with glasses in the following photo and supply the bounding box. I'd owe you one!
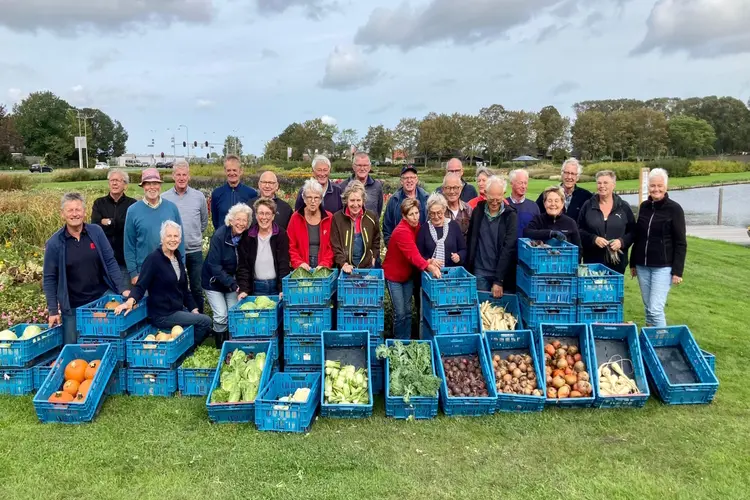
[253,171,292,229]
[466,176,518,298]
[441,172,472,238]
[339,152,384,217]
[535,158,592,223]
[91,169,137,290]
[211,154,258,231]
[294,154,343,214]
[436,158,478,203]
[383,165,429,246]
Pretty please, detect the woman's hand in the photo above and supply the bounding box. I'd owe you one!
[237,292,248,300]
[672,275,683,285]
[608,239,622,252]
[191,308,200,314]
[114,298,135,316]
[342,263,354,274]
[491,284,504,298]
[426,263,442,279]
[428,258,444,268]
[298,263,311,272]
[595,237,609,248]
[48,314,61,328]
[450,253,460,264]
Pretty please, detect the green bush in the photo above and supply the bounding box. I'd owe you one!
[688,160,750,175]
[0,174,33,191]
[583,162,644,181]
[51,169,110,182]
[647,158,692,178]
[331,159,351,173]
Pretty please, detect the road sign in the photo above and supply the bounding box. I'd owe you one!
[287,147,292,160]
[74,136,87,149]
[639,167,650,204]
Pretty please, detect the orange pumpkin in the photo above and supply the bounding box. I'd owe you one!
[76,379,92,401]
[48,391,73,403]
[85,360,101,380]
[64,359,87,383]
[62,379,80,396]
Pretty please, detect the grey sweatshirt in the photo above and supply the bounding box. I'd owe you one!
[162,186,208,253]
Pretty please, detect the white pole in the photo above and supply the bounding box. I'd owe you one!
[76,111,83,169]
[83,116,90,168]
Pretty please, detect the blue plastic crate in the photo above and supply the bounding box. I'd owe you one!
[434,334,497,416]
[283,335,322,367]
[283,305,333,335]
[484,330,545,413]
[477,292,521,334]
[518,238,579,275]
[517,264,577,304]
[228,296,281,338]
[33,350,61,390]
[320,330,373,418]
[76,294,148,337]
[535,323,596,408]
[127,368,177,397]
[283,364,321,373]
[0,365,35,395]
[206,339,278,423]
[702,349,716,373]
[577,264,624,304]
[640,326,718,405]
[78,333,136,363]
[519,293,576,330]
[0,324,63,367]
[421,267,477,307]
[32,343,116,423]
[577,303,624,324]
[371,361,384,395]
[178,367,216,396]
[384,339,439,419]
[337,307,384,336]
[126,325,195,369]
[421,291,479,335]
[337,269,385,308]
[282,269,338,306]
[589,324,650,408]
[256,372,321,433]
[105,365,127,395]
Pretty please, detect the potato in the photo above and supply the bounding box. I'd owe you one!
[564,374,578,386]
[552,376,566,389]
[574,361,586,373]
[557,385,571,398]
[556,358,568,369]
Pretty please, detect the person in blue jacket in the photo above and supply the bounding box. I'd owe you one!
[210,155,257,230]
[382,165,429,246]
[43,192,125,344]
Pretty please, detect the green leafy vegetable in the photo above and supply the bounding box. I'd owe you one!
[323,360,369,405]
[376,341,441,403]
[290,267,333,280]
[215,348,268,404]
[181,345,220,369]
[210,388,230,403]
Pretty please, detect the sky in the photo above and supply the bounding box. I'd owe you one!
[1,0,750,156]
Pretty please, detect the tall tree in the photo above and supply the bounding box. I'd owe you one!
[223,135,243,156]
[264,136,287,160]
[604,111,634,161]
[478,104,506,165]
[668,115,716,157]
[12,91,74,166]
[628,108,669,161]
[676,96,750,153]
[334,128,359,159]
[79,107,116,162]
[501,110,538,159]
[456,113,483,163]
[573,98,646,115]
[0,104,23,163]
[362,125,393,162]
[112,120,128,158]
[393,117,420,161]
[535,105,569,157]
[571,110,607,160]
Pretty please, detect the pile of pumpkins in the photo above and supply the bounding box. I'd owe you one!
[47,358,101,403]
[143,325,184,349]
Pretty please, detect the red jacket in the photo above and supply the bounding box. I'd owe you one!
[383,219,429,283]
[287,208,334,269]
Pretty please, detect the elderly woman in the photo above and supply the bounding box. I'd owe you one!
[383,199,442,340]
[115,220,212,339]
[536,158,592,222]
[201,203,252,339]
[287,178,334,270]
[417,193,467,267]
[525,186,582,248]
[237,197,291,297]
[468,166,492,209]
[577,170,635,274]
[630,169,687,327]
[331,180,381,273]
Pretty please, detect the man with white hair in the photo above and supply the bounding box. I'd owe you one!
[294,154,343,214]
[465,176,518,298]
[339,152,384,216]
[506,169,540,236]
[436,158,478,203]
[252,170,293,229]
[163,160,209,312]
[535,158,592,222]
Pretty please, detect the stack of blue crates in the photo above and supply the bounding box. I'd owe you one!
[282,270,338,372]
[228,296,281,341]
[420,267,479,340]
[0,324,63,395]
[516,238,579,330]
[576,264,625,324]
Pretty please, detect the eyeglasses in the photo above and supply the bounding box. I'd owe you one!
[401,176,417,182]
[354,163,370,168]
[443,186,460,191]
[428,210,444,217]
[486,198,503,203]
[305,196,321,202]
[562,171,578,176]
[446,169,462,174]
[259,180,277,185]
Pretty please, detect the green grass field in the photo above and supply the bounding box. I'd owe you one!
[1,237,748,500]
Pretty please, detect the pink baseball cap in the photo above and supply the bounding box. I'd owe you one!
[139,167,163,186]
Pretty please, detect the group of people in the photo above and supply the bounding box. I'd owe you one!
[42,154,687,347]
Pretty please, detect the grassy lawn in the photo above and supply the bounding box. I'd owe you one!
[1,237,748,500]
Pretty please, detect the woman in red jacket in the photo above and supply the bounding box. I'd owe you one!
[383,198,442,340]
[287,179,334,270]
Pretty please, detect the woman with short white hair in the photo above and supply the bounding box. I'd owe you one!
[115,220,212,339]
[417,193,467,267]
[630,168,687,327]
[287,178,334,270]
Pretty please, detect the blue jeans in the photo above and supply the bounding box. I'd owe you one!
[476,275,495,292]
[185,251,205,313]
[254,279,279,295]
[387,280,414,340]
[636,266,672,327]
[204,290,238,333]
[151,310,213,342]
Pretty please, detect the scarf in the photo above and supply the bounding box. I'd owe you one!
[484,201,504,221]
[428,219,451,264]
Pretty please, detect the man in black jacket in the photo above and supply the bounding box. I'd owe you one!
[91,169,137,290]
[536,158,592,222]
[252,171,293,229]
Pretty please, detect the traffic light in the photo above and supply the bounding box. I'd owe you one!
[204,141,209,147]
[206,153,210,159]
[161,152,165,158]
[193,141,197,148]
[183,141,187,147]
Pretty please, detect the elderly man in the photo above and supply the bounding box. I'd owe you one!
[253,171,293,229]
[44,193,125,344]
[441,172,473,238]
[294,154,343,214]
[436,158,478,203]
[124,168,184,284]
[535,158,592,222]
[383,165,429,245]
[210,154,257,230]
[163,160,208,312]
[91,169,137,290]
[466,176,518,298]
[506,169,540,236]
[339,152,384,217]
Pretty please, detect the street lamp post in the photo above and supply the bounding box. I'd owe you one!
[179,124,189,159]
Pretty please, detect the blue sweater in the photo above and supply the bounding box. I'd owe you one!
[382,187,429,245]
[416,220,467,266]
[506,197,540,237]
[43,223,123,316]
[130,248,196,318]
[124,199,185,277]
[201,225,240,293]
[211,182,257,230]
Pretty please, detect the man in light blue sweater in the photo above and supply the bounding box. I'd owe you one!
[124,168,185,284]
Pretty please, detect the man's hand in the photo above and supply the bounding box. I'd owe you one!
[48,314,61,328]
[191,308,200,314]
[114,299,134,316]
[131,275,139,285]
[594,237,609,248]
[101,218,112,226]
[491,284,503,298]
[122,290,131,298]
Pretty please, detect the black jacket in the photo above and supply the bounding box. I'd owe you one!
[91,193,137,265]
[630,194,687,277]
[130,248,195,318]
[577,194,636,273]
[536,185,592,223]
[236,223,291,295]
[250,196,293,230]
[201,225,240,293]
[466,201,518,286]
[524,212,582,250]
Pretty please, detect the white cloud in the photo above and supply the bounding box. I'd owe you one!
[196,99,215,108]
[319,45,379,90]
[89,50,121,71]
[7,88,25,104]
[254,0,338,20]
[633,0,750,58]
[320,115,337,126]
